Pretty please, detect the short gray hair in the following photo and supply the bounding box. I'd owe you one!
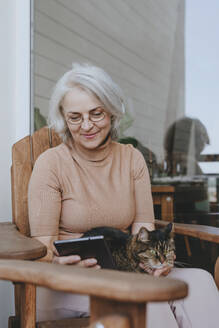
[48,63,125,141]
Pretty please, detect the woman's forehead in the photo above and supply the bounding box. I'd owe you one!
[62,88,102,113]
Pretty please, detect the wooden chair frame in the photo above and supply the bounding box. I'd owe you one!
[0,127,219,328]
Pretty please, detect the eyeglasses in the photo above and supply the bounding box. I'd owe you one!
[65,107,106,125]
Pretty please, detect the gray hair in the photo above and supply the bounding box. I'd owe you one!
[48,63,125,141]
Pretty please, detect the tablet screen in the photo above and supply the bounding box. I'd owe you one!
[54,236,115,269]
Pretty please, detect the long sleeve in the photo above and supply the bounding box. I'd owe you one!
[28,150,62,237]
[132,148,155,225]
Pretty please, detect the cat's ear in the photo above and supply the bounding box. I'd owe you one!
[164,223,173,235]
[137,227,149,242]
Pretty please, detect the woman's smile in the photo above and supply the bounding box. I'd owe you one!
[81,131,99,139]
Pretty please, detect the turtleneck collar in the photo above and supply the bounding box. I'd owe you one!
[67,134,112,164]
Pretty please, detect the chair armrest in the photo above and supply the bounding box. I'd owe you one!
[0,222,47,260]
[155,219,219,243]
[0,259,188,303]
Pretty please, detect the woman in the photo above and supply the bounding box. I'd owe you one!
[28,63,219,327]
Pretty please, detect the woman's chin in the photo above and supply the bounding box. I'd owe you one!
[79,138,102,150]
[78,133,108,150]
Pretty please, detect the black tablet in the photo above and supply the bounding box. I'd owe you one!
[53,236,115,269]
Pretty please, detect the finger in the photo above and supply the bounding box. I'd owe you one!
[139,263,148,272]
[153,269,163,277]
[139,263,145,270]
[93,265,101,270]
[54,255,81,265]
[162,269,171,276]
[153,266,170,277]
[78,258,98,267]
[146,268,154,275]
[162,267,171,276]
[53,247,59,257]
[139,263,154,275]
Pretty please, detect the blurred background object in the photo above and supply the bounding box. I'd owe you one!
[164,117,210,176]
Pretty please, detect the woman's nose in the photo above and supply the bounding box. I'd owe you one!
[80,118,94,130]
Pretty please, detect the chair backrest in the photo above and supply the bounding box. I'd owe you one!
[11,127,62,236]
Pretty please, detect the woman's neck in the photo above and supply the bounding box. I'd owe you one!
[67,134,112,162]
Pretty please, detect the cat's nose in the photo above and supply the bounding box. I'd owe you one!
[160,256,165,263]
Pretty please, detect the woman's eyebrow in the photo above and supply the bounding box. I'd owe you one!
[67,106,102,114]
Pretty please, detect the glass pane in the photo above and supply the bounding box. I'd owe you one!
[33,0,185,146]
[152,0,219,228]
[32,0,219,276]
[33,1,219,270]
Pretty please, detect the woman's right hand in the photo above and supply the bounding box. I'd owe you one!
[52,253,100,268]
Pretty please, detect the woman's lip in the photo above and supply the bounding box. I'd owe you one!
[82,132,99,139]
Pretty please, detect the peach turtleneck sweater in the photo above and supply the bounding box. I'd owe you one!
[28,138,155,242]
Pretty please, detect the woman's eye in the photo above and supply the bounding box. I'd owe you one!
[90,110,105,121]
[69,115,81,121]
[91,111,102,117]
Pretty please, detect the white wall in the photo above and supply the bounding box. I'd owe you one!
[0,0,31,219]
[34,0,185,162]
[0,0,31,326]
[0,0,15,221]
[0,1,15,323]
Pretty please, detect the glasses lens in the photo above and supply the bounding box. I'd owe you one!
[89,110,105,122]
[67,114,82,125]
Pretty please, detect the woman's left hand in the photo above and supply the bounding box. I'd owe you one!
[153,266,172,277]
[139,263,172,276]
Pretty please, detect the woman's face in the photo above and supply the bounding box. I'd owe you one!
[62,87,112,150]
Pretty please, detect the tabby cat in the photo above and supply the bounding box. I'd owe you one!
[83,223,175,273]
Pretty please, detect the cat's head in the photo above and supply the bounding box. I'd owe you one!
[132,223,175,272]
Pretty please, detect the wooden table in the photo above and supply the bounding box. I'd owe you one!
[152,185,175,221]
[152,185,193,257]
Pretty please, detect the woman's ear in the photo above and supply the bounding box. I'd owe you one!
[137,227,149,242]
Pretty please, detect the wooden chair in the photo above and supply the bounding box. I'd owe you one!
[151,185,175,222]
[0,126,218,328]
[151,185,192,257]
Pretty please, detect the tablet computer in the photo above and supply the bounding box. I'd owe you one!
[53,236,115,269]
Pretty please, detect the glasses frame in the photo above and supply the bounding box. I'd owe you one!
[65,107,107,126]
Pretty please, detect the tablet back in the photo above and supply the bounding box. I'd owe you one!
[54,236,115,269]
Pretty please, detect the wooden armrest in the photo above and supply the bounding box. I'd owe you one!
[0,222,47,260]
[155,219,219,243]
[0,259,188,303]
